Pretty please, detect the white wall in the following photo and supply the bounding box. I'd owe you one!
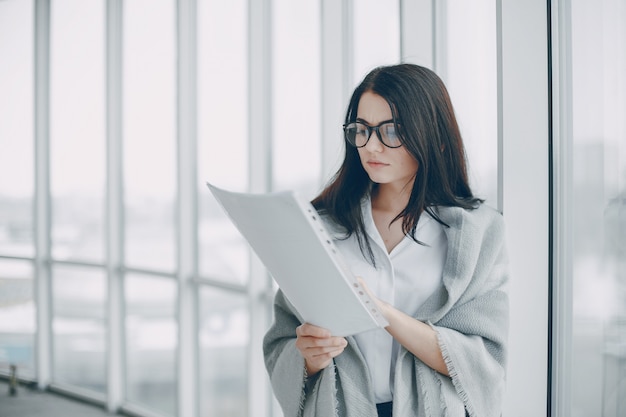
[499,0,550,415]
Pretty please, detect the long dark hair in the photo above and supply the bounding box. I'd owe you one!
[312,63,482,263]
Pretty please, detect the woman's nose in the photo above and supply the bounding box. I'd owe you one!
[364,131,384,152]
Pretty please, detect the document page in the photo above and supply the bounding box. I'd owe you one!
[206,182,388,336]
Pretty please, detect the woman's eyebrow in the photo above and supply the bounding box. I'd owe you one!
[355,118,395,126]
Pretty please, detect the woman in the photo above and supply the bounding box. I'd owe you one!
[263,64,509,417]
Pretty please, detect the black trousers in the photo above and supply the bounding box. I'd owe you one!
[376,402,392,417]
[377,401,470,416]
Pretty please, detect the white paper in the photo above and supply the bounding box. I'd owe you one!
[206,182,388,336]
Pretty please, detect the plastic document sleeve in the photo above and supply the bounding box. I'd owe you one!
[206,182,388,337]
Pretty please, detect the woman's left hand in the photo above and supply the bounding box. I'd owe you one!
[357,277,449,376]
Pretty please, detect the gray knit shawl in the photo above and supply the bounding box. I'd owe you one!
[263,204,510,417]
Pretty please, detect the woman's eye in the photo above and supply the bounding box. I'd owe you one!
[355,127,369,136]
[382,125,397,138]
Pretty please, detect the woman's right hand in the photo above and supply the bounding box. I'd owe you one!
[295,323,348,376]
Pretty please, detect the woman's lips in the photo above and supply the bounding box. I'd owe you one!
[367,160,389,168]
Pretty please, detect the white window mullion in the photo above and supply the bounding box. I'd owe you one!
[34,0,52,391]
[248,0,273,416]
[248,0,272,195]
[105,0,125,412]
[550,0,574,415]
[433,0,447,79]
[496,0,504,213]
[399,0,435,68]
[320,0,353,183]
[499,0,550,415]
[176,0,199,416]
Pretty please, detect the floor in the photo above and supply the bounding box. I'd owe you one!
[0,379,114,417]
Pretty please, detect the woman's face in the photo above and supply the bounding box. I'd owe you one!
[356,91,419,190]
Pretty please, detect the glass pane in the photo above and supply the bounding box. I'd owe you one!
[125,273,177,416]
[441,0,498,207]
[353,0,400,84]
[569,1,626,416]
[199,286,249,417]
[50,0,106,263]
[51,265,106,393]
[0,259,35,379]
[123,0,176,271]
[272,0,321,196]
[198,0,250,284]
[0,0,34,258]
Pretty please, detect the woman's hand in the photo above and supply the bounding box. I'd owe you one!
[295,323,347,376]
[357,277,449,376]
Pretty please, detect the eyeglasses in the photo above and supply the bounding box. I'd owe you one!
[343,120,403,148]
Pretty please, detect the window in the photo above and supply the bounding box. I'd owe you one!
[52,265,106,392]
[438,0,498,207]
[197,0,250,284]
[0,0,36,382]
[125,273,177,415]
[123,0,177,272]
[199,287,249,417]
[0,259,35,379]
[352,0,400,85]
[561,0,626,415]
[0,0,34,259]
[272,0,322,196]
[49,0,106,263]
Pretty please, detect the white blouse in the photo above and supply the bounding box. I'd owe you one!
[332,198,447,403]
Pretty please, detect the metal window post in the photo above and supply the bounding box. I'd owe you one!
[248,0,273,416]
[320,0,353,184]
[498,0,550,415]
[549,0,574,415]
[105,0,125,412]
[176,0,199,416]
[399,0,435,68]
[34,0,52,391]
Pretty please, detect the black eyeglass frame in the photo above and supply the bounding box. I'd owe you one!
[342,119,403,148]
